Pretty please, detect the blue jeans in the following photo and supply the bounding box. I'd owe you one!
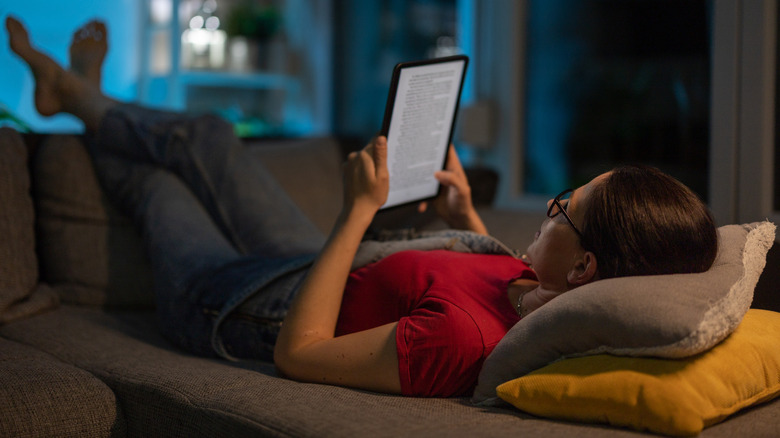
[88,104,325,361]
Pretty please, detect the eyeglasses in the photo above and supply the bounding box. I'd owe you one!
[547,189,583,237]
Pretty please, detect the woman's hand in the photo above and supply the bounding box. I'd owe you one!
[419,145,488,235]
[342,136,389,219]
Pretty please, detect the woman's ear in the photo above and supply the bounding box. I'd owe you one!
[567,251,599,286]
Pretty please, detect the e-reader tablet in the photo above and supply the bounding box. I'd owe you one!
[379,55,469,210]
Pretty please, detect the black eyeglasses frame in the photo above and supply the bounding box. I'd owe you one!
[547,188,583,237]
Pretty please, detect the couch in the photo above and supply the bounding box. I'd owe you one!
[2,126,779,437]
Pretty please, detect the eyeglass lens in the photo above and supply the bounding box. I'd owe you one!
[548,189,572,218]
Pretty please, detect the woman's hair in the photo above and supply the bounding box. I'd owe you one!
[580,165,718,279]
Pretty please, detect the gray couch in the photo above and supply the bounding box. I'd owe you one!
[1,127,779,437]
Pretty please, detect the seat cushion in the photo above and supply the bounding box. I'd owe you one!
[0,336,124,437]
[4,305,780,437]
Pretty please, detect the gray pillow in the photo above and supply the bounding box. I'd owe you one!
[473,221,776,404]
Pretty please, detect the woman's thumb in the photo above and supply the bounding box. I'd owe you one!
[373,136,388,176]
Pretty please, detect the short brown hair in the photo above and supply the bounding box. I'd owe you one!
[580,165,718,279]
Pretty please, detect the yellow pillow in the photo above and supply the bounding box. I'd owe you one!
[496,309,780,436]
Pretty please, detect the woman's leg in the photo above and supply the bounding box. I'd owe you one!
[8,17,321,357]
[92,106,326,258]
[135,169,244,355]
[7,16,325,259]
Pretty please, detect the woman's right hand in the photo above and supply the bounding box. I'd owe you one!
[341,136,389,219]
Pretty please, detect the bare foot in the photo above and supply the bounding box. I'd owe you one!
[6,16,67,116]
[69,20,107,86]
[7,16,117,130]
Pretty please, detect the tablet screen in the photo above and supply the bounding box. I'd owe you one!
[380,55,468,209]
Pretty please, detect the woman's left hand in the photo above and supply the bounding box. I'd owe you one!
[419,145,488,235]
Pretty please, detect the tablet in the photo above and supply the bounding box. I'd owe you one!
[379,55,469,210]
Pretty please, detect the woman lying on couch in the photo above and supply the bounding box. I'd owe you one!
[7,16,718,397]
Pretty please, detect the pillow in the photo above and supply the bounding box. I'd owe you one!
[33,135,156,308]
[0,127,59,323]
[473,221,776,403]
[496,309,780,436]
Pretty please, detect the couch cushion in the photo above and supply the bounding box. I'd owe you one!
[0,128,59,323]
[0,336,125,437]
[33,135,155,309]
[3,305,780,438]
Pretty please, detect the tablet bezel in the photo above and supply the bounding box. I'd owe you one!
[378,54,469,210]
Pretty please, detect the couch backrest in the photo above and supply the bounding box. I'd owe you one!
[30,134,343,310]
[0,128,59,323]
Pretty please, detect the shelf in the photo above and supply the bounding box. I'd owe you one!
[176,70,296,89]
[139,0,332,136]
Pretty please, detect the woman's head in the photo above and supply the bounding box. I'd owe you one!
[581,165,718,279]
[525,165,718,291]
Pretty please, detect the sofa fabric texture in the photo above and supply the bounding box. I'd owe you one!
[33,134,155,309]
[0,127,58,324]
[0,337,125,437]
[2,131,780,437]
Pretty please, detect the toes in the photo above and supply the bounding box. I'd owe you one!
[71,20,107,43]
[92,21,107,40]
[6,16,32,54]
[6,16,28,40]
[6,16,24,33]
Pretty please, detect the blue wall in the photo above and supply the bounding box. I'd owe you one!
[1,1,141,133]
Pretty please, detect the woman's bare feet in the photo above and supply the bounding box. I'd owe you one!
[69,20,108,86]
[6,16,116,130]
[6,16,69,116]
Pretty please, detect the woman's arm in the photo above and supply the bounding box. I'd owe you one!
[420,145,488,235]
[274,136,402,394]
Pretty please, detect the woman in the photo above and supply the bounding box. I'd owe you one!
[6,17,717,397]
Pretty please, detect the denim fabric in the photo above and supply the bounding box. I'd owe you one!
[89,104,324,359]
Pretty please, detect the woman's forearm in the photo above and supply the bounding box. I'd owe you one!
[273,137,402,392]
[275,207,374,356]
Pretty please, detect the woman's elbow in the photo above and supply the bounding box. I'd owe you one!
[273,344,296,378]
[273,343,312,382]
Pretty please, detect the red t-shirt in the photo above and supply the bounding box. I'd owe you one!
[335,249,536,397]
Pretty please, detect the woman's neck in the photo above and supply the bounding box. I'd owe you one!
[507,279,538,314]
[507,279,567,317]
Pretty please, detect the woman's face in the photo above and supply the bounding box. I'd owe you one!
[524,172,610,292]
